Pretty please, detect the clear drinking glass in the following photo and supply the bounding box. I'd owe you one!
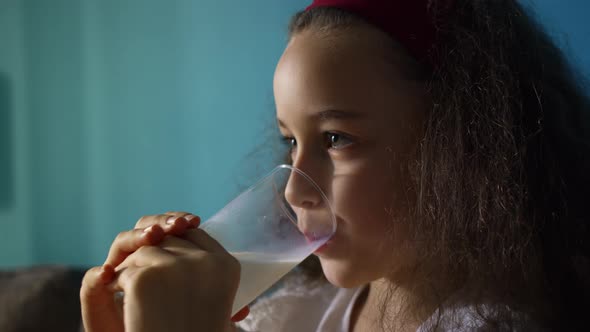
[200,164,336,315]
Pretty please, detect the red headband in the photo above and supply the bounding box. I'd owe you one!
[306,0,444,66]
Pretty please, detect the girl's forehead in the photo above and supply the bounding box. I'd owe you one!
[276,27,399,83]
[273,28,426,123]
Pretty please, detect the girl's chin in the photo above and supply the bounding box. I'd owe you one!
[317,257,368,289]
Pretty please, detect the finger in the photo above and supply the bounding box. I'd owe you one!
[80,265,124,332]
[166,211,201,228]
[81,265,115,297]
[104,225,165,267]
[111,245,178,293]
[163,216,195,236]
[135,212,200,229]
[108,265,140,293]
[184,214,201,228]
[159,235,202,256]
[183,228,227,253]
[164,211,193,219]
[231,306,250,322]
[118,245,176,271]
[136,214,198,237]
[111,246,176,293]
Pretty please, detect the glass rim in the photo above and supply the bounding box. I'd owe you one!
[250,164,337,237]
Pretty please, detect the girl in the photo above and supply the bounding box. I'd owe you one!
[80,0,590,331]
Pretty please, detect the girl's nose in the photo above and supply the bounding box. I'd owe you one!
[284,168,323,210]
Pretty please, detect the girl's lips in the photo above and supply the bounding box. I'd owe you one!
[304,231,335,251]
[314,242,329,254]
[304,217,339,254]
[314,239,333,254]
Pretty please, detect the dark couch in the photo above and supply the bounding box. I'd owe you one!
[0,265,86,332]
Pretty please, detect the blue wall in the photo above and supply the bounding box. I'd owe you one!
[530,0,590,74]
[0,0,588,267]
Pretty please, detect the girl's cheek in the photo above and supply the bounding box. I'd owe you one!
[332,171,389,225]
[331,154,398,220]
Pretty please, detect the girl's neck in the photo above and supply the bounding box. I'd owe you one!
[349,279,438,332]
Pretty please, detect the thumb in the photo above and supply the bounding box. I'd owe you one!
[80,265,124,332]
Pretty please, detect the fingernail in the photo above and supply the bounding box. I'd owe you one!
[185,214,196,221]
[166,217,177,225]
[143,225,154,233]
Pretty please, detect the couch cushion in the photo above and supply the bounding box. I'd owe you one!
[0,265,85,332]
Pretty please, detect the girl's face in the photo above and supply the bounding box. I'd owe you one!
[274,25,428,288]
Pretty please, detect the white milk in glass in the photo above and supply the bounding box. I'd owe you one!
[230,252,302,315]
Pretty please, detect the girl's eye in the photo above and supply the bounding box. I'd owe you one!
[325,132,354,150]
[287,137,297,147]
[282,136,297,148]
[281,133,354,152]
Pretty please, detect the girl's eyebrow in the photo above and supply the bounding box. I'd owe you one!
[315,109,364,121]
[277,109,364,128]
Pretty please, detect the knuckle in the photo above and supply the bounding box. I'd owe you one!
[179,251,200,265]
[159,236,185,250]
[81,269,94,286]
[134,245,152,256]
[167,211,190,216]
[114,231,128,243]
[135,214,164,228]
[131,265,172,293]
[185,249,207,261]
[136,246,176,265]
[80,267,101,296]
[135,215,149,228]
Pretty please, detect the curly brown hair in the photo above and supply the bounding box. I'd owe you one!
[284,0,590,330]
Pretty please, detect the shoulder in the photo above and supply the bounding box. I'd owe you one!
[418,304,547,332]
[235,272,339,332]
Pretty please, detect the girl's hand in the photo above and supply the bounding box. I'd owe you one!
[113,228,241,332]
[81,212,199,332]
[80,212,248,332]
[105,212,201,269]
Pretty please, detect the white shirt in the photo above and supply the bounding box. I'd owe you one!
[235,273,541,332]
[235,274,349,332]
